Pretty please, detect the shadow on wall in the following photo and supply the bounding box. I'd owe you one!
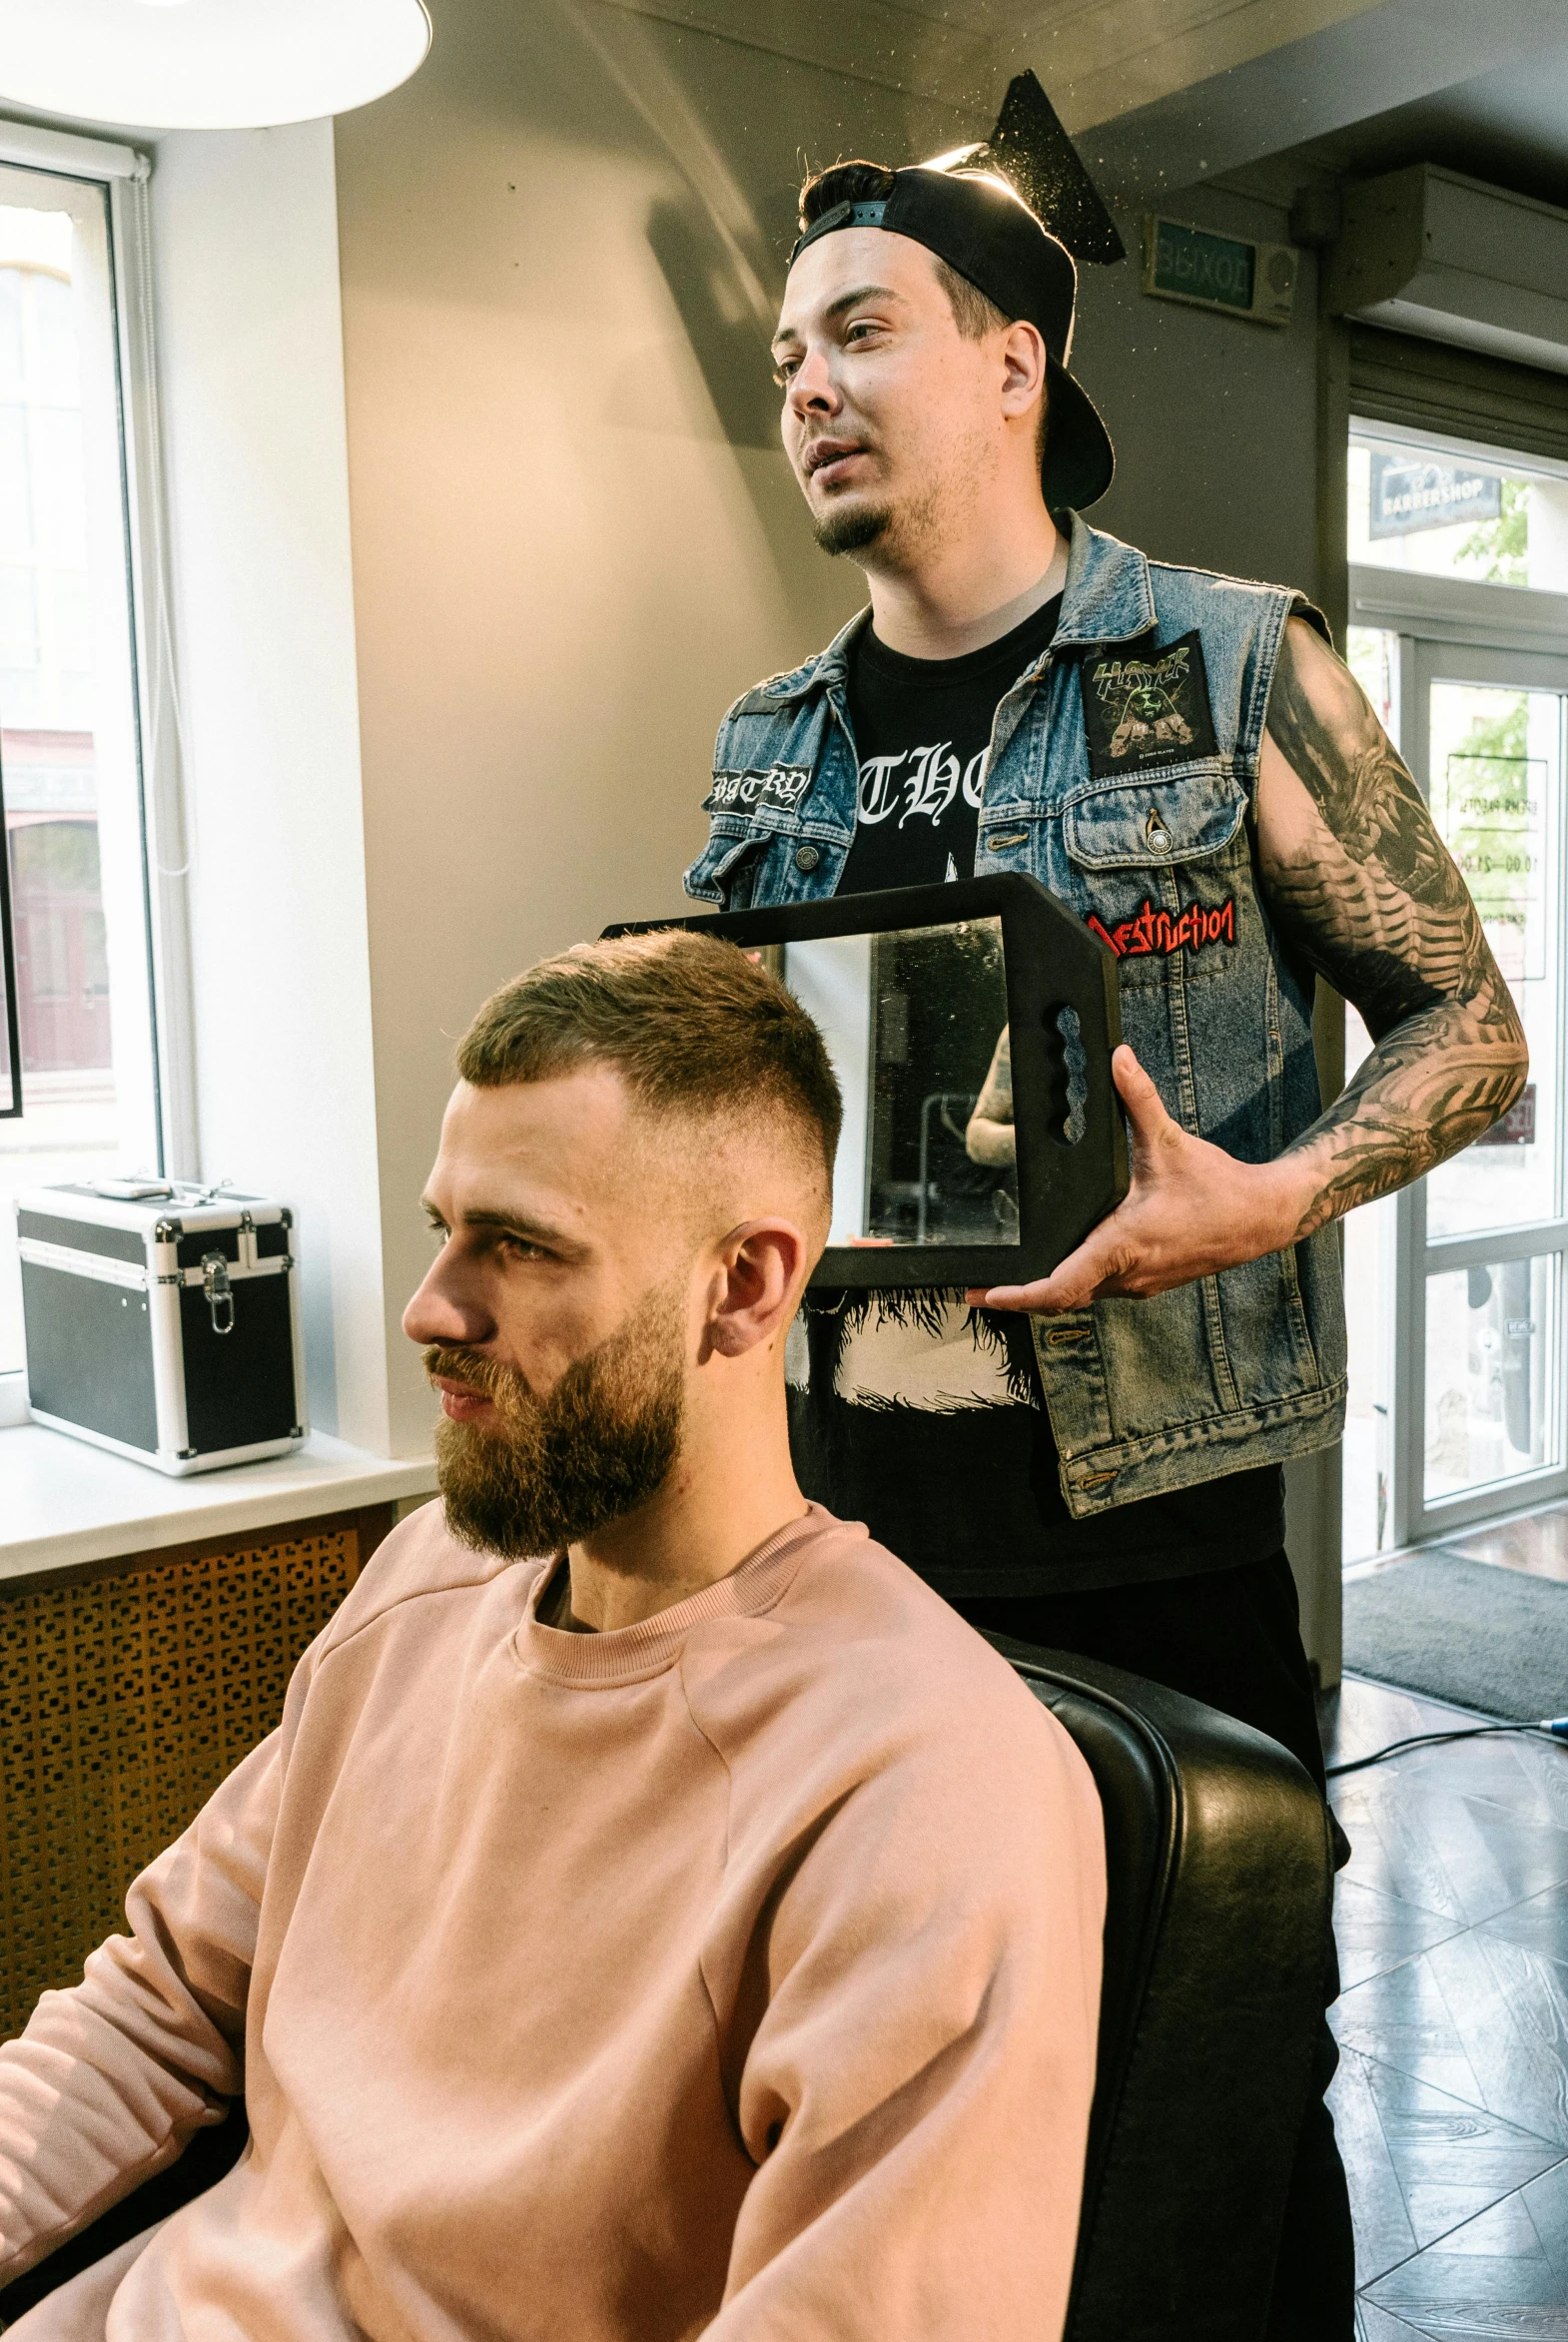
[645,196,781,452]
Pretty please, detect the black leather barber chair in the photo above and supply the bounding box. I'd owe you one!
[0,1650,1331,2338]
[998,1640,1334,2342]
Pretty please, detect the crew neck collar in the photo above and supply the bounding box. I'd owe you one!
[860,589,1063,681]
[757,519,1161,708]
[516,1505,843,1687]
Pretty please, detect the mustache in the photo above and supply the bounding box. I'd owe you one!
[423,1343,528,1410]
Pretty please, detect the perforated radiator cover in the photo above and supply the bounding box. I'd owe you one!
[0,1528,359,2041]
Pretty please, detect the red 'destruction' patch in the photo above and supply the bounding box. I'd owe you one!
[1088,897,1236,959]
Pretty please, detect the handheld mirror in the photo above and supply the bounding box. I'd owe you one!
[605,875,1129,1291]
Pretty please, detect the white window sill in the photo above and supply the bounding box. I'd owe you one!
[0,1417,438,1585]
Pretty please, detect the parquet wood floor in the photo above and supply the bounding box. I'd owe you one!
[1325,1675,1568,2337]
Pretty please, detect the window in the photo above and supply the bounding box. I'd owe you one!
[1349,423,1568,594]
[0,156,160,1378]
[1342,402,1568,1555]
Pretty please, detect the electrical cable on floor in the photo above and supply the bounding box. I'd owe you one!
[1326,1717,1568,1779]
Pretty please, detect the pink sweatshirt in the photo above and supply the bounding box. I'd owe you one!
[0,1503,1104,2340]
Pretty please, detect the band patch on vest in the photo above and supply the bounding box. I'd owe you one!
[1088,896,1236,959]
[704,765,813,815]
[1081,629,1218,777]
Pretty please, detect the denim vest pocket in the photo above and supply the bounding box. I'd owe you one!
[1062,764,1247,871]
[683,829,773,909]
[1213,1246,1322,1401]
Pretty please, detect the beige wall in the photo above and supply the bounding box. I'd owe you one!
[333,0,970,1449]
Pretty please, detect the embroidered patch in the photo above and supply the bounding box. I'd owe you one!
[1087,897,1236,959]
[1080,629,1218,778]
[703,765,813,815]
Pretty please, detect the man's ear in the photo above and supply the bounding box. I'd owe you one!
[702,1219,810,1360]
[999,318,1047,421]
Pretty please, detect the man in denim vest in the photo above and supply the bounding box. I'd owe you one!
[685,160,1527,2338]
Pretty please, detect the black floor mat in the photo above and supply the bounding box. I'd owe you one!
[1343,1551,1568,1724]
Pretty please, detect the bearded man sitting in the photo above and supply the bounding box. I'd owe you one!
[0,932,1105,2342]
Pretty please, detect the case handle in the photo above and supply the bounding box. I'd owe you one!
[201,1250,235,1337]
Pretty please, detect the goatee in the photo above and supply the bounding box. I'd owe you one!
[427,1284,685,1558]
[812,500,892,556]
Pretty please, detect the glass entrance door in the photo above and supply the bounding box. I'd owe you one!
[1395,640,1568,1540]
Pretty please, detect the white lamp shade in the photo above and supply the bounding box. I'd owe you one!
[0,0,432,132]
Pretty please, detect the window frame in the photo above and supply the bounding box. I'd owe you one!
[0,118,196,1412]
[1393,633,1568,1544]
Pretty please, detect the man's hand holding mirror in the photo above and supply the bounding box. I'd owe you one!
[967,1041,1318,1315]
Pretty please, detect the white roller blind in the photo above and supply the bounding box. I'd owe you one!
[1349,323,1568,468]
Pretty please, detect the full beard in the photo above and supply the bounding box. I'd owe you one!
[427,1284,685,1559]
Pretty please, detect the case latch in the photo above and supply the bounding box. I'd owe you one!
[201,1250,235,1336]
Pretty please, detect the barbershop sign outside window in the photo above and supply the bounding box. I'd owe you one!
[1368,455,1502,539]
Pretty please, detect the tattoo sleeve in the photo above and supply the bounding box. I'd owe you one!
[965,1026,1017,1167]
[1257,618,1528,1239]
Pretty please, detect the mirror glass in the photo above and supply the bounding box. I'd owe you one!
[757,916,1018,1250]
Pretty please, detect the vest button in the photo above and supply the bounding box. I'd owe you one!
[794,843,821,872]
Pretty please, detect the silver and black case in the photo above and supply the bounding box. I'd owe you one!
[15,1184,308,1475]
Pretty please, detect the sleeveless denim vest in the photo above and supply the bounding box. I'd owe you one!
[684,516,1348,1518]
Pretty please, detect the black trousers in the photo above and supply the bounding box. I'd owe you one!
[951,1552,1355,2342]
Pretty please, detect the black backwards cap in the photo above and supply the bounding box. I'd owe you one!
[788,77,1121,513]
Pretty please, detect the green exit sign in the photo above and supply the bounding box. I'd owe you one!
[1144,217,1296,327]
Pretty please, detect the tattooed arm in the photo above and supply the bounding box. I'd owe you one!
[966,1027,1017,1167]
[971,618,1527,1314]
[1253,616,1526,1232]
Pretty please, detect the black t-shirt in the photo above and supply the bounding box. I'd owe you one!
[838,596,1062,893]
[815,595,1284,1591]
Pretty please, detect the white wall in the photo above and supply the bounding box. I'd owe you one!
[150,122,392,1453]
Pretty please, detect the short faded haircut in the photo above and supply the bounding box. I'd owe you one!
[457,931,842,1203]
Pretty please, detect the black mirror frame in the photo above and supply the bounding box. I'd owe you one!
[604,874,1129,1291]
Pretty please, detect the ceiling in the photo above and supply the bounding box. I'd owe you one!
[11,0,1568,225]
[614,0,1568,210]
[1284,42,1568,211]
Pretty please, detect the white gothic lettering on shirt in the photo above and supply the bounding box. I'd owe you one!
[856,743,988,828]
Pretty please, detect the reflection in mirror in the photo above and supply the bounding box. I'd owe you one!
[762,918,1019,1249]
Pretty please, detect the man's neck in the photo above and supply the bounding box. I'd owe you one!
[548,1397,810,1635]
[865,509,1068,661]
